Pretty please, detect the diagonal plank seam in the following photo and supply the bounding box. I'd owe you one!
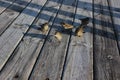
[60,0,78,79]
[28,0,65,79]
[0,0,33,36]
[0,0,48,71]
[107,0,120,54]
[0,0,16,15]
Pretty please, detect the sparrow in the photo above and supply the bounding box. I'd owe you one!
[80,17,89,25]
[75,25,85,37]
[54,31,62,41]
[60,22,73,29]
[41,22,49,33]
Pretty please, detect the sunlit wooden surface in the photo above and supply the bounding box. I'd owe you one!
[0,0,120,80]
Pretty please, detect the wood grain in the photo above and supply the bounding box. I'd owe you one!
[0,0,16,14]
[108,0,120,51]
[0,0,32,35]
[0,0,47,71]
[0,0,63,79]
[62,0,93,80]
[93,0,120,80]
[29,0,77,80]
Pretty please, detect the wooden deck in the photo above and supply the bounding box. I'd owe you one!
[0,0,120,80]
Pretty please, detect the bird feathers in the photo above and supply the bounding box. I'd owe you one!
[54,32,62,41]
[60,22,73,29]
[80,17,89,25]
[75,25,84,37]
[41,22,49,33]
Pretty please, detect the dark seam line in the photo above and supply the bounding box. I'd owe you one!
[0,0,46,73]
[27,0,64,79]
[60,0,79,80]
[0,0,33,36]
[107,0,120,55]
[93,0,96,80]
[0,0,17,15]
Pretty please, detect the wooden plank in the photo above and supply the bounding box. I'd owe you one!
[0,0,63,79]
[62,0,93,80]
[0,0,16,14]
[108,0,120,50]
[29,0,77,80]
[0,0,32,35]
[0,0,47,71]
[93,0,120,80]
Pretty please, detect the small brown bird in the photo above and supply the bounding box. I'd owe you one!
[80,17,89,25]
[54,32,62,41]
[60,22,73,29]
[75,25,84,37]
[41,22,49,33]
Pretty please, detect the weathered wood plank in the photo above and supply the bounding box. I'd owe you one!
[0,0,16,14]
[108,0,120,51]
[0,0,47,71]
[29,0,77,80]
[0,0,63,79]
[0,0,32,35]
[62,0,93,80]
[93,0,120,80]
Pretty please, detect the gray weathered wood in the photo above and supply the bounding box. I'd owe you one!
[0,0,32,35]
[109,0,120,50]
[0,0,47,71]
[29,0,77,80]
[0,0,63,79]
[0,0,16,14]
[62,0,93,80]
[93,0,120,80]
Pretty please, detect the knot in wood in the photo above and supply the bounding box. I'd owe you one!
[14,74,19,78]
[107,55,113,60]
[45,78,50,80]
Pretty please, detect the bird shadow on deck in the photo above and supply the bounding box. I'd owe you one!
[0,0,120,41]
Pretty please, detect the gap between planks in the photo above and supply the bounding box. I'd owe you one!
[62,0,93,80]
[0,0,16,14]
[0,0,32,35]
[0,0,47,72]
[0,0,63,79]
[93,0,120,80]
[29,0,77,79]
